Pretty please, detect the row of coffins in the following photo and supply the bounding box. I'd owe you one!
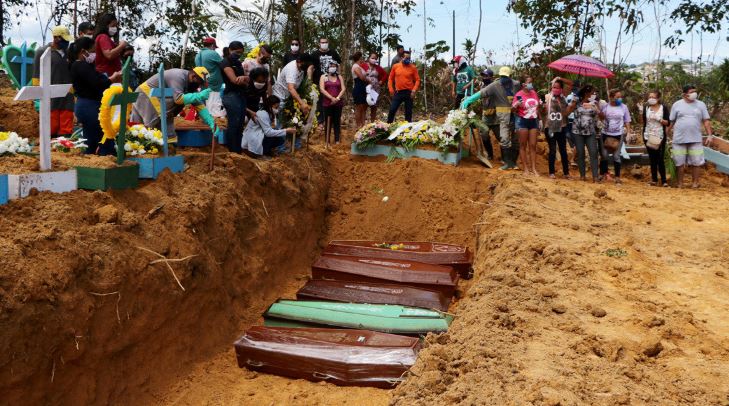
[234,240,473,388]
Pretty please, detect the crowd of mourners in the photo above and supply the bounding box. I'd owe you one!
[29,19,716,186]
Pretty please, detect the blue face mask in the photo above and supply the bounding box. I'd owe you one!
[615,98,623,106]
[403,58,411,65]
[525,83,534,91]
[58,39,69,51]
[230,53,241,61]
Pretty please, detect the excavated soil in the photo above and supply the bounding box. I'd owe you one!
[0,80,39,140]
[1,119,729,406]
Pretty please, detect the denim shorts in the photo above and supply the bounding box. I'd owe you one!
[516,117,539,130]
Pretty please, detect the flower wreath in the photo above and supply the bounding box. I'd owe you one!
[246,43,265,60]
[99,85,133,143]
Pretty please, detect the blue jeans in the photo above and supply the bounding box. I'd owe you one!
[223,91,246,153]
[574,133,599,179]
[515,117,539,130]
[74,97,115,155]
[263,136,285,155]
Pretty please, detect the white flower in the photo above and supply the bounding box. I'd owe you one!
[124,143,132,151]
[292,117,299,124]
[468,111,476,118]
[382,196,389,202]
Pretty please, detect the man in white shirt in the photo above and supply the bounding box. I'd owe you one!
[272,54,313,114]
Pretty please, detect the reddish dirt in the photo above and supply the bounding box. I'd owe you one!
[0,81,39,140]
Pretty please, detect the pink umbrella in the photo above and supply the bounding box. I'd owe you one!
[548,54,614,78]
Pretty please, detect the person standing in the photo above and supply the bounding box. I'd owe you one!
[391,45,405,66]
[69,36,120,155]
[241,95,297,158]
[245,67,270,120]
[272,54,313,115]
[93,14,127,77]
[320,61,345,144]
[477,68,496,160]
[194,37,225,118]
[242,44,273,76]
[386,50,420,123]
[283,38,301,66]
[461,66,519,170]
[544,80,570,179]
[569,85,601,181]
[363,52,387,122]
[668,85,714,188]
[450,56,475,108]
[351,52,369,128]
[600,89,632,184]
[33,25,76,138]
[311,38,341,122]
[219,41,250,153]
[68,22,95,59]
[642,91,670,186]
[513,76,542,175]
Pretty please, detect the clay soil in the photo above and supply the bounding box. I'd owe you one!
[1,122,729,406]
[0,75,39,140]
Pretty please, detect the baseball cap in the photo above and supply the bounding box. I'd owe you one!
[498,66,512,77]
[192,66,209,79]
[203,37,218,48]
[51,26,73,42]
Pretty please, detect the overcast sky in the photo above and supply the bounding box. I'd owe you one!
[7,0,729,67]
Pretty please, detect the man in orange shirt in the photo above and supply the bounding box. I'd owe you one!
[387,50,420,123]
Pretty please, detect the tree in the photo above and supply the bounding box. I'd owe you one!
[1,0,31,46]
[665,0,729,48]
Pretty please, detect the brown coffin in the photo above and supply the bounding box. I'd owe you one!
[297,279,452,312]
[234,326,420,388]
[323,240,473,279]
[311,255,458,297]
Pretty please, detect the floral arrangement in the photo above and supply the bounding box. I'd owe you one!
[246,43,265,60]
[0,131,32,156]
[353,121,390,150]
[124,124,163,156]
[282,81,319,136]
[51,132,87,153]
[375,242,407,250]
[99,85,133,143]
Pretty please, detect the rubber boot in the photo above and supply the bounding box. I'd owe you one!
[499,147,510,170]
[509,146,520,169]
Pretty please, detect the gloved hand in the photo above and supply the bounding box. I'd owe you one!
[197,107,216,131]
[460,92,481,110]
[182,88,212,105]
[215,128,225,144]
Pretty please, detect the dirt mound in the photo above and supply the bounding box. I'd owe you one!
[0,84,39,140]
[392,177,729,405]
[0,150,330,405]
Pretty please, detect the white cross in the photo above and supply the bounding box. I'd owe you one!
[14,48,72,171]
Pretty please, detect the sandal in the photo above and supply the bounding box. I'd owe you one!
[549,174,556,179]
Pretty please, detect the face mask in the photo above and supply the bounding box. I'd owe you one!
[85,52,96,64]
[647,98,658,106]
[291,45,299,52]
[589,95,597,102]
[328,67,337,74]
[525,83,534,91]
[482,77,493,85]
[58,39,69,50]
[615,98,623,106]
[188,82,200,92]
[108,27,118,36]
[83,34,93,39]
[369,58,378,65]
[260,57,270,64]
[230,53,241,61]
[687,92,698,101]
[254,82,266,89]
[272,107,279,114]
[552,88,562,96]
[403,58,411,65]
[320,43,329,51]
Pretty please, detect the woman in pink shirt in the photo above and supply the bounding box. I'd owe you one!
[513,76,542,175]
[93,14,128,76]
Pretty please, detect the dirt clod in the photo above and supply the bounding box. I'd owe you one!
[591,308,607,318]
[95,204,119,223]
[643,340,664,357]
[551,304,567,314]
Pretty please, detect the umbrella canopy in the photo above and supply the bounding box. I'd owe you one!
[548,54,614,78]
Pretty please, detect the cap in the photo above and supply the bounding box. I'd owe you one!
[192,66,209,79]
[203,37,217,48]
[481,68,494,77]
[498,66,512,77]
[51,26,73,42]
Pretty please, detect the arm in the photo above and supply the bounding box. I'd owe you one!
[388,66,396,94]
[319,75,334,100]
[223,66,248,86]
[98,35,127,60]
[412,68,421,93]
[353,64,367,81]
[258,111,288,138]
[288,83,307,109]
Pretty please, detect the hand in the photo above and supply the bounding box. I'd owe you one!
[109,71,122,82]
[411,90,417,98]
[249,112,259,123]
[119,40,128,48]
[285,128,297,135]
[704,135,714,146]
[236,76,250,86]
[300,102,310,114]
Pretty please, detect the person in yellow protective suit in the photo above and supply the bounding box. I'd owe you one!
[130,66,222,139]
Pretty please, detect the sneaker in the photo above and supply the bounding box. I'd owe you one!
[549,174,556,179]
[499,163,510,171]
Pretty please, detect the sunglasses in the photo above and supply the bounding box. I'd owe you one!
[291,42,299,45]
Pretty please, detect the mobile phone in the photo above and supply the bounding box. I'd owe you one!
[517,95,523,101]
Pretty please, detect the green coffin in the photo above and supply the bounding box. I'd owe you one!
[263,300,453,335]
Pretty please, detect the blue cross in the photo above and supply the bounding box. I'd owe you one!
[10,42,34,87]
[150,63,175,156]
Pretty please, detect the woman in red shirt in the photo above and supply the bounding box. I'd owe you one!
[94,14,128,76]
[513,76,542,175]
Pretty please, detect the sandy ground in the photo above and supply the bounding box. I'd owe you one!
[1,119,728,405]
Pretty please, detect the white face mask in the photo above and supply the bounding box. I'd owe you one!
[647,98,658,106]
[272,107,279,114]
[328,67,337,74]
[83,34,93,39]
[687,92,698,101]
[320,42,329,51]
[589,94,597,102]
[290,45,299,52]
[253,82,266,89]
[369,58,378,65]
[108,26,118,36]
[85,52,96,64]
